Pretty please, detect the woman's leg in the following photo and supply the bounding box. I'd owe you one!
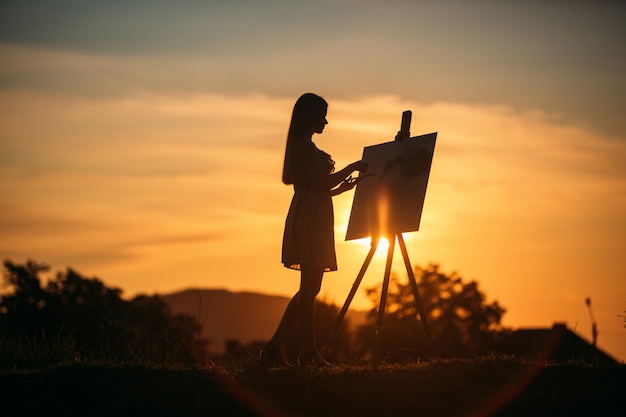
[267,292,299,347]
[298,265,324,360]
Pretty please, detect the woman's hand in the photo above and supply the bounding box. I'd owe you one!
[332,172,376,195]
[351,160,369,173]
[329,160,369,192]
[332,176,358,195]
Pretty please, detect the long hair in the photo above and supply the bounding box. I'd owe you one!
[282,93,328,185]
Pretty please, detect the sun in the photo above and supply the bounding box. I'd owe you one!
[351,236,392,260]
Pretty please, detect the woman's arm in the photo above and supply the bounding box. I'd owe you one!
[330,172,375,196]
[297,141,368,190]
[330,176,357,196]
[327,162,365,189]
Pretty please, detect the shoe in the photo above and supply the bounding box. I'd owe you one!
[297,354,333,368]
[259,343,289,366]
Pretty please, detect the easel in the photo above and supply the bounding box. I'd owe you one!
[326,111,433,358]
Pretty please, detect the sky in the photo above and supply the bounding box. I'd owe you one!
[1,1,625,361]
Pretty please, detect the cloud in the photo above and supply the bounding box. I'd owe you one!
[2,0,625,138]
[0,89,294,184]
[0,1,363,55]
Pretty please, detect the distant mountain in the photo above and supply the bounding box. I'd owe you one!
[161,288,368,354]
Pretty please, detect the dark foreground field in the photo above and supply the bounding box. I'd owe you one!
[1,358,624,417]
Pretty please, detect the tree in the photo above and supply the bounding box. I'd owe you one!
[1,259,54,339]
[1,259,207,362]
[46,267,127,350]
[356,263,507,359]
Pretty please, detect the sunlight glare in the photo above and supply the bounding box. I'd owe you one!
[352,237,390,260]
[377,189,390,241]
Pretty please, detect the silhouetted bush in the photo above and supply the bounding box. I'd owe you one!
[0,259,208,368]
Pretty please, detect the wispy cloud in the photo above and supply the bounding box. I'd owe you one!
[2,1,624,136]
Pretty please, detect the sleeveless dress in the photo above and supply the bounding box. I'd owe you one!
[282,140,337,272]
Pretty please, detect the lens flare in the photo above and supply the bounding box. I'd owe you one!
[377,187,390,240]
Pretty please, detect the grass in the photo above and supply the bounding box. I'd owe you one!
[1,350,624,417]
[233,358,625,417]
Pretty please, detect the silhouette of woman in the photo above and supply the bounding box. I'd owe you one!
[261,93,368,366]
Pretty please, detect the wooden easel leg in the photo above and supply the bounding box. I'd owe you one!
[374,236,396,359]
[397,234,433,355]
[326,238,380,348]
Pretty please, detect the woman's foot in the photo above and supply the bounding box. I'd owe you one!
[259,342,289,366]
[297,352,332,368]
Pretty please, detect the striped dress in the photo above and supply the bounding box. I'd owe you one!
[282,140,337,272]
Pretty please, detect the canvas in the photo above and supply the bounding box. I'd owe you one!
[346,132,437,241]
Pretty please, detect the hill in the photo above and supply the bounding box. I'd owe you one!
[161,289,368,354]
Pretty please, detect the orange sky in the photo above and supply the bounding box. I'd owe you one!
[1,1,625,362]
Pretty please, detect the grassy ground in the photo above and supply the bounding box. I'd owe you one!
[1,357,624,417]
